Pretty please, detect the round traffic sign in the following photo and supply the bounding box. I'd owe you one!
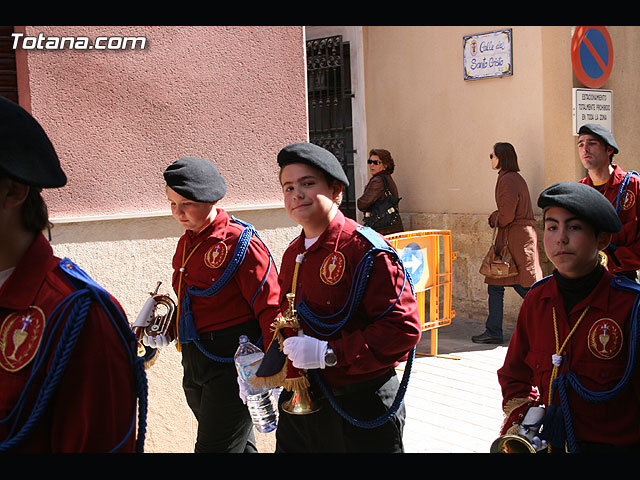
[400,242,424,286]
[571,26,614,89]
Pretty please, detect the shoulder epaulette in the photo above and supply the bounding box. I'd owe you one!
[610,275,640,295]
[530,274,553,290]
[0,258,146,453]
[355,225,394,252]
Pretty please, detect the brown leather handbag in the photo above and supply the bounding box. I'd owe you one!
[479,227,518,279]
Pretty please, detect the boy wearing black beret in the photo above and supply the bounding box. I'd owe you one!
[577,123,640,280]
[267,142,421,452]
[161,156,281,452]
[497,181,640,453]
[0,97,143,452]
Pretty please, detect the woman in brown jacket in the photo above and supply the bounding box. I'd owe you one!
[472,143,542,344]
[357,149,404,235]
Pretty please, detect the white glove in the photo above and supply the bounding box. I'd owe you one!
[133,297,156,328]
[282,334,328,370]
[142,334,171,348]
[519,406,547,451]
[530,436,548,452]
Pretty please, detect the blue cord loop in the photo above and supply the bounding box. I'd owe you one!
[300,226,417,428]
[609,171,640,252]
[0,258,147,453]
[178,218,276,362]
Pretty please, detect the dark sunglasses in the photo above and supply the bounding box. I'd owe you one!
[367,159,382,165]
[489,153,495,159]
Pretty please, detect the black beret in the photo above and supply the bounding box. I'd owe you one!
[163,156,226,203]
[538,181,621,233]
[578,123,619,154]
[0,96,66,188]
[277,142,349,187]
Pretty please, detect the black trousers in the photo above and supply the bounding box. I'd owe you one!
[181,322,261,453]
[275,371,405,453]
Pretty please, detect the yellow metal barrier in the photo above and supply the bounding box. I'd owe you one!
[385,230,457,356]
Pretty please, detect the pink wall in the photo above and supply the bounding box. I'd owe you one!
[17,26,308,218]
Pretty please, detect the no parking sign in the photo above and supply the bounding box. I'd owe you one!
[571,26,614,88]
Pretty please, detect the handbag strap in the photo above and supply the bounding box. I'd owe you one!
[490,226,499,245]
[492,224,511,247]
[380,174,393,196]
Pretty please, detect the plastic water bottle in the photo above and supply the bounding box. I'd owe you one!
[234,335,278,433]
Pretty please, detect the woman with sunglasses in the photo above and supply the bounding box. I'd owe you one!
[356,149,404,235]
[472,142,542,344]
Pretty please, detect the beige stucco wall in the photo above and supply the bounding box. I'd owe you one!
[363,25,640,324]
[50,208,299,452]
[14,24,640,451]
[14,25,308,453]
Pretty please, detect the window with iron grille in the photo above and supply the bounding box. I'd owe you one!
[306,35,356,220]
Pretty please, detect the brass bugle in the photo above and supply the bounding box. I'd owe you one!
[280,292,321,415]
[133,282,177,365]
[282,386,321,415]
[143,294,176,339]
[490,434,538,453]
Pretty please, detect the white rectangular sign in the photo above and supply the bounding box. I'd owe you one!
[463,29,513,81]
[572,88,613,135]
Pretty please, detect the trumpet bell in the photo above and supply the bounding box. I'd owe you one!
[132,283,177,368]
[490,434,537,453]
[282,388,321,415]
[144,295,176,338]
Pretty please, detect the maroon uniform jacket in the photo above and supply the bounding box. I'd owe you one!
[497,271,640,446]
[0,234,137,452]
[171,208,280,340]
[580,164,640,274]
[278,210,421,389]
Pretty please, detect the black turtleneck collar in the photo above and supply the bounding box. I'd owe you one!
[553,263,605,314]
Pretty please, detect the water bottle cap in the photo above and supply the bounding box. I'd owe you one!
[239,335,248,344]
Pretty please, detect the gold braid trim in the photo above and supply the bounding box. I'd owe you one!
[249,318,289,390]
[501,396,532,435]
[284,375,309,392]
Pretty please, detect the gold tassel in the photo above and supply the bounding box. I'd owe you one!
[249,321,289,390]
[251,367,287,390]
[284,375,309,392]
[144,351,160,370]
[501,396,532,435]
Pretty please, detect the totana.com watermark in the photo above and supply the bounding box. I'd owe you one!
[11,32,147,50]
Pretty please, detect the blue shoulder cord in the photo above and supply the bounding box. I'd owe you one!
[541,276,640,453]
[0,258,147,453]
[609,171,640,253]
[303,225,417,429]
[178,217,276,362]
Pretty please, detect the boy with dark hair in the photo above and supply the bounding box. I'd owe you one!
[497,181,640,453]
[578,123,640,279]
[0,97,144,452]
[265,142,421,452]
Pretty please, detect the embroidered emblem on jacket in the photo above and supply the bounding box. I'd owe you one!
[320,252,346,285]
[0,306,46,372]
[588,318,623,360]
[204,242,228,269]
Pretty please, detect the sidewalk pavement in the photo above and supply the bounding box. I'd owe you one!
[254,317,513,453]
[399,317,513,453]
